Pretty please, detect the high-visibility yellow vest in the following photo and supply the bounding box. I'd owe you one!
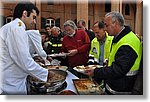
[89,32,113,63]
[47,42,62,47]
[47,41,52,45]
[108,31,142,74]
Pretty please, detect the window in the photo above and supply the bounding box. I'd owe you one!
[105,2,111,12]
[125,4,130,15]
[46,18,55,27]
[51,20,55,26]
[6,17,13,23]
[0,15,6,27]
[88,20,90,30]
[48,0,54,5]
[55,18,60,27]
[46,20,50,24]
[41,17,46,29]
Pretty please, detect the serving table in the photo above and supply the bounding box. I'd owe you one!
[64,71,79,94]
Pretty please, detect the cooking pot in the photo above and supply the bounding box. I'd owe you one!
[27,69,67,92]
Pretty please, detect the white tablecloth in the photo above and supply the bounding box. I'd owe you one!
[64,71,79,94]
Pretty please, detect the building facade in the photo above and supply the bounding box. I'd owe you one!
[0,0,143,36]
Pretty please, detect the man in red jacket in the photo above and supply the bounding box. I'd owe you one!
[62,20,90,77]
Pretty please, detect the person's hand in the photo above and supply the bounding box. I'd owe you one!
[59,52,67,59]
[103,59,108,67]
[84,69,94,77]
[47,56,53,62]
[33,56,45,64]
[67,49,78,56]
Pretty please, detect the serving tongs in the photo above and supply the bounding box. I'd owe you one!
[88,76,102,89]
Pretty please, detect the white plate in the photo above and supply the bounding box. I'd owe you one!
[88,65,103,68]
[73,65,103,74]
[48,53,68,57]
[44,59,51,66]
[73,66,85,74]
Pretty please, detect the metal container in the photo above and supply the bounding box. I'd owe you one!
[27,69,67,93]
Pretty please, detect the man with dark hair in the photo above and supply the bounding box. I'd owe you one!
[87,21,113,85]
[88,21,113,66]
[0,2,48,94]
[77,19,95,42]
[45,25,52,38]
[13,2,39,19]
[13,2,39,30]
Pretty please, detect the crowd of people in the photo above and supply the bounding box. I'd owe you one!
[0,1,143,95]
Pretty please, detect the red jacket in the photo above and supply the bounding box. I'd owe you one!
[62,30,90,67]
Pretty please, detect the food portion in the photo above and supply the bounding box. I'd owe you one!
[46,65,68,71]
[47,71,65,83]
[77,65,102,69]
[58,90,77,95]
[46,65,59,69]
[73,65,102,74]
[28,69,67,88]
[73,79,103,95]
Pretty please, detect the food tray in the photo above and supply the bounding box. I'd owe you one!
[73,79,103,95]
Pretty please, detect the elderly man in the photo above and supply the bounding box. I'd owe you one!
[47,26,64,54]
[62,20,90,77]
[46,26,65,65]
[85,11,142,95]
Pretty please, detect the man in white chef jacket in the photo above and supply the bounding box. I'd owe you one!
[0,2,48,94]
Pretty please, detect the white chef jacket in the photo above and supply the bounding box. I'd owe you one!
[0,18,48,94]
[26,30,47,60]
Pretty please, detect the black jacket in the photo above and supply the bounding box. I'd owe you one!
[85,29,95,42]
[94,26,141,94]
[47,33,63,54]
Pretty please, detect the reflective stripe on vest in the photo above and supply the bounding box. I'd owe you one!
[89,32,113,63]
[106,84,132,95]
[52,44,62,47]
[47,41,52,45]
[58,44,62,47]
[88,59,94,63]
[108,31,142,75]
[126,70,138,76]
[94,58,99,63]
[89,54,94,58]
[52,44,57,47]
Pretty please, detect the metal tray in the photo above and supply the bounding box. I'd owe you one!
[73,79,103,95]
[28,69,67,89]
